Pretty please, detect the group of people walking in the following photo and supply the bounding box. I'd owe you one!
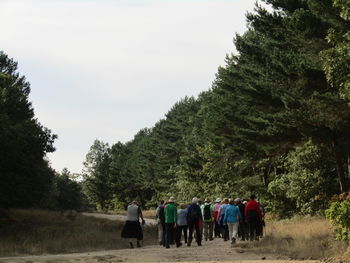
[121,195,265,249]
[156,194,265,248]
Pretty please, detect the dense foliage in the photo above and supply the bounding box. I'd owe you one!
[0,52,57,208]
[82,0,350,216]
[326,193,350,243]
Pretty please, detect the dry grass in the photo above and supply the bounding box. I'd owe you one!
[244,216,347,259]
[113,209,157,219]
[0,209,157,257]
[142,209,157,219]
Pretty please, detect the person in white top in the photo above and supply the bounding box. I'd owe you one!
[121,201,145,248]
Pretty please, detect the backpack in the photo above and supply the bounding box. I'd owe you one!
[203,204,212,220]
[189,206,200,222]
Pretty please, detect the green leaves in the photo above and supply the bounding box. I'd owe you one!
[326,195,350,243]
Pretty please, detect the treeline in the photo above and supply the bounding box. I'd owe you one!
[0,51,88,211]
[82,0,350,216]
[1,0,349,217]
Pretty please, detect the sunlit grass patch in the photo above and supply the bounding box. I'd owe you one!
[245,216,347,259]
[0,209,157,256]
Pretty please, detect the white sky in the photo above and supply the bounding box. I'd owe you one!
[1,0,259,174]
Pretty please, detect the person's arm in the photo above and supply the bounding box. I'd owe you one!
[223,208,227,224]
[156,206,160,219]
[237,208,242,222]
[139,207,145,225]
[198,206,203,220]
[256,203,262,219]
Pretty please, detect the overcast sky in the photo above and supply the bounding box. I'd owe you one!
[1,0,259,174]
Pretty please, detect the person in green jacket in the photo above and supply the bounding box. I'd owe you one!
[164,197,181,248]
[201,197,214,241]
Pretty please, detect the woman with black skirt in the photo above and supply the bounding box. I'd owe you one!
[121,201,145,248]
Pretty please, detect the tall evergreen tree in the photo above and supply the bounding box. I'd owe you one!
[0,51,57,208]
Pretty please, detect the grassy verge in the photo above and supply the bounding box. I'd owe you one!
[243,216,347,259]
[0,209,157,257]
[112,209,156,219]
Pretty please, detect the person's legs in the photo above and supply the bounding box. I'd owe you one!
[183,225,188,244]
[224,225,229,241]
[161,222,166,246]
[165,223,172,248]
[208,221,213,240]
[158,221,163,245]
[195,224,202,246]
[214,221,220,237]
[249,219,258,241]
[177,226,183,243]
[231,222,239,243]
[188,223,194,246]
[129,239,134,248]
[203,222,209,241]
[227,223,234,242]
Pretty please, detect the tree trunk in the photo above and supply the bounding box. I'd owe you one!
[332,138,348,193]
[262,165,271,189]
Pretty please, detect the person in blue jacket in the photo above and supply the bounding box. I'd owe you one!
[186,197,202,246]
[223,198,242,244]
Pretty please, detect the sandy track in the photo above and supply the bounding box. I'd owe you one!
[82,212,157,225]
[0,238,319,263]
[0,213,320,263]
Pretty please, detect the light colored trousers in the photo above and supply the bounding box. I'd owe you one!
[203,222,213,241]
[227,222,239,240]
[157,220,163,243]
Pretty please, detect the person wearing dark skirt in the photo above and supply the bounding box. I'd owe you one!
[121,200,145,248]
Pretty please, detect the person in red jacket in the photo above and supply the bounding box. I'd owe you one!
[245,194,262,241]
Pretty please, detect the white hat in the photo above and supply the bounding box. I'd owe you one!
[169,196,176,202]
[234,198,241,202]
[215,198,221,203]
[192,197,198,203]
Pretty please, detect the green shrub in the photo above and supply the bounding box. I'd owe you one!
[326,193,350,243]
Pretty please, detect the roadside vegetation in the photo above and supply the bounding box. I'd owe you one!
[247,216,347,260]
[0,209,157,257]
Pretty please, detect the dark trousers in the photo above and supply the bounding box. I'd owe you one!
[248,219,260,240]
[221,224,229,241]
[188,222,201,245]
[177,225,188,243]
[214,221,221,237]
[161,222,166,246]
[165,223,179,247]
[257,219,265,237]
[238,221,248,240]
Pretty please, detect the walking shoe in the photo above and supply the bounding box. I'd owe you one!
[137,241,141,248]
[231,237,236,244]
[129,242,134,249]
[176,242,182,248]
[166,245,170,248]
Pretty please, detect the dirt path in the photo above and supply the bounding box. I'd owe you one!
[0,213,320,263]
[0,238,318,263]
[82,212,157,225]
